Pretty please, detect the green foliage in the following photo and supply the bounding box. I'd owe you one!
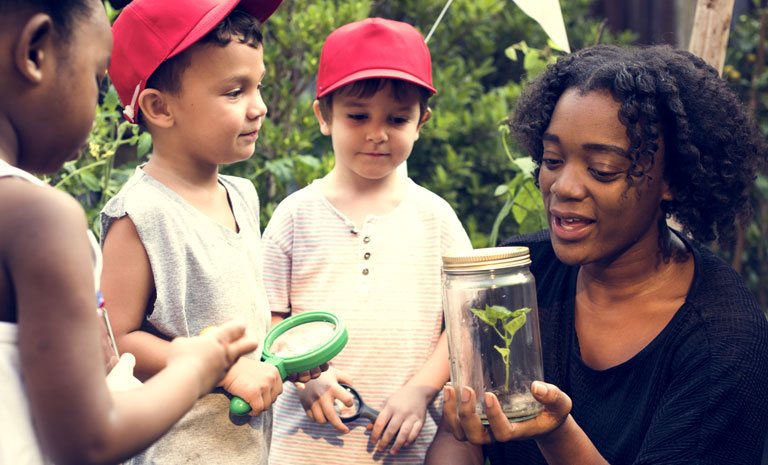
[470,304,531,390]
[63,0,768,315]
[721,1,768,311]
[67,0,629,243]
[46,83,149,235]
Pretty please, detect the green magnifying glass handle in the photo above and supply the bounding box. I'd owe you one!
[229,396,251,415]
[228,357,288,415]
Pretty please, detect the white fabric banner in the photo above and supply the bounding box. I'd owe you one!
[513,0,571,53]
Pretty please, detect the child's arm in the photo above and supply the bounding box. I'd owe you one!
[424,417,484,465]
[101,215,286,415]
[12,187,257,465]
[369,331,451,454]
[101,215,169,379]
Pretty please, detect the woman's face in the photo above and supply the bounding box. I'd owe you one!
[539,88,672,267]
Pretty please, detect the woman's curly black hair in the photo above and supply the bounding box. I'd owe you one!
[510,44,767,247]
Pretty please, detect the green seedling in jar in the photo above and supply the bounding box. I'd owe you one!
[470,305,531,391]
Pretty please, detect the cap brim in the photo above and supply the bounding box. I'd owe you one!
[317,68,437,98]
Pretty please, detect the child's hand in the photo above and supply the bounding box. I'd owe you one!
[369,384,435,454]
[105,353,143,392]
[286,362,329,383]
[219,357,283,416]
[166,320,259,398]
[297,367,355,433]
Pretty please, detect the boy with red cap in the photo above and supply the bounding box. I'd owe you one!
[101,1,306,464]
[264,18,472,464]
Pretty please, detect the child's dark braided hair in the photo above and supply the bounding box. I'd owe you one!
[510,44,767,248]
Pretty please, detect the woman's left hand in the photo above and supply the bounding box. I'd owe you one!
[443,381,572,444]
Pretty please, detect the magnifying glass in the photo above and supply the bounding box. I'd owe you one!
[334,383,379,424]
[228,311,348,415]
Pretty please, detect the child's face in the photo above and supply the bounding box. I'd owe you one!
[314,82,427,183]
[539,88,671,267]
[163,40,267,166]
[16,2,112,173]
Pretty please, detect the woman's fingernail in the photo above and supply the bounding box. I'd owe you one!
[461,387,470,403]
[532,381,547,396]
[443,387,452,402]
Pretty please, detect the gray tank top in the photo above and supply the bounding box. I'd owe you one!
[101,167,272,465]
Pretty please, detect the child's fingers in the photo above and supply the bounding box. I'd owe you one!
[203,322,258,363]
[388,418,420,454]
[331,382,355,407]
[369,408,392,444]
[310,401,326,423]
[376,419,398,452]
[320,394,349,433]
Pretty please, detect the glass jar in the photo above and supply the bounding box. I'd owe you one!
[442,247,544,423]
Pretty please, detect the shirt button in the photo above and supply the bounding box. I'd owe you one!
[363,236,371,243]
[362,268,369,275]
[364,252,371,260]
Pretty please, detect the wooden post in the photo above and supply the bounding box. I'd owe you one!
[688,0,736,75]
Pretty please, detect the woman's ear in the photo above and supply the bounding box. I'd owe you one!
[312,100,331,136]
[138,89,174,129]
[14,13,55,84]
[661,181,674,202]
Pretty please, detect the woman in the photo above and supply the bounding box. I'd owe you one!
[426,44,768,465]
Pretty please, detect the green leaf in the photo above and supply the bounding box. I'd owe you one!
[494,184,509,196]
[136,132,153,158]
[504,313,527,336]
[470,307,496,326]
[79,170,101,191]
[494,346,510,358]
[511,307,532,318]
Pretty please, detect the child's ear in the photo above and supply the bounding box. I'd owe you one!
[138,89,174,129]
[414,107,432,141]
[312,100,331,136]
[14,13,55,84]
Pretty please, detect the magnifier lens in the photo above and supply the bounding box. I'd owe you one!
[269,321,338,357]
[335,387,361,419]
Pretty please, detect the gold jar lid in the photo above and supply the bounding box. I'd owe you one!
[442,246,530,272]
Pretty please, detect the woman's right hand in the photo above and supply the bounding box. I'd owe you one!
[297,367,356,433]
[166,320,259,398]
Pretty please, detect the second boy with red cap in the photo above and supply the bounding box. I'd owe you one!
[101,1,301,464]
[264,18,472,464]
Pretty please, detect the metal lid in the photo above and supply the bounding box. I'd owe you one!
[442,246,531,272]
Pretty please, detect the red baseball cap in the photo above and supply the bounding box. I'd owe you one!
[316,18,436,99]
[109,0,283,123]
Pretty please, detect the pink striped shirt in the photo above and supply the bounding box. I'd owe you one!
[264,179,471,464]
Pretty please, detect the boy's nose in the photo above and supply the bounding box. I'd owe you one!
[247,92,268,120]
[366,125,388,144]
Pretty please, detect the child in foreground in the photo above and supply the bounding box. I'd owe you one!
[265,17,472,465]
[0,1,257,464]
[99,0,331,463]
